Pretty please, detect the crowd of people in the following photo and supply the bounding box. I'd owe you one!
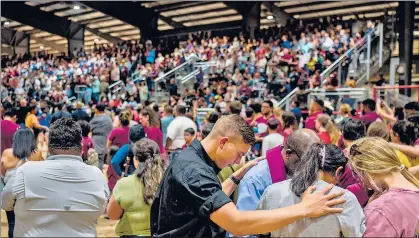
[1,14,418,238]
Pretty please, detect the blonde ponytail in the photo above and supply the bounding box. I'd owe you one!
[349,137,419,189]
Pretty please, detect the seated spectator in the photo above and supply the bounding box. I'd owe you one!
[107,138,167,237]
[258,143,365,237]
[348,137,419,237]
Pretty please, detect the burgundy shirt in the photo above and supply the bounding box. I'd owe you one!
[144,126,165,154]
[82,137,94,159]
[360,112,382,129]
[363,188,419,237]
[255,114,283,136]
[108,126,130,148]
[282,128,293,144]
[305,111,322,131]
[1,120,20,154]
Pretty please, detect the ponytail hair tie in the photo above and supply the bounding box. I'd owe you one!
[320,145,326,167]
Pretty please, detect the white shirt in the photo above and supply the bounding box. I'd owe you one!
[261,133,284,157]
[166,116,197,150]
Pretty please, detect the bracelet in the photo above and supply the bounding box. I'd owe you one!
[229,174,241,185]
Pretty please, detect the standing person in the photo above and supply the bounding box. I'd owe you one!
[348,137,419,237]
[391,120,419,178]
[1,108,20,155]
[160,105,174,147]
[50,103,71,125]
[252,100,281,134]
[110,125,146,183]
[182,127,196,149]
[258,143,365,237]
[139,107,165,154]
[165,105,197,160]
[360,99,382,130]
[16,99,28,126]
[107,138,167,237]
[72,101,89,122]
[90,103,113,170]
[151,115,345,237]
[25,105,49,135]
[305,98,324,131]
[281,111,297,144]
[315,114,340,145]
[1,128,43,238]
[261,118,284,157]
[77,120,95,163]
[2,118,109,237]
[107,110,131,149]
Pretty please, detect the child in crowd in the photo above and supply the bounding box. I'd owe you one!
[182,128,196,149]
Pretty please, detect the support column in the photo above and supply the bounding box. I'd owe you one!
[67,23,85,58]
[1,27,29,55]
[397,1,415,96]
[245,2,261,39]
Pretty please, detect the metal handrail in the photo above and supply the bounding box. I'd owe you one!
[276,19,389,110]
[154,55,199,84]
[181,62,213,84]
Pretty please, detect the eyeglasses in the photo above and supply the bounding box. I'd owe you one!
[281,143,300,159]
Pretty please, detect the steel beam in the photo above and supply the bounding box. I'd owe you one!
[82,1,159,38]
[262,1,292,26]
[2,1,122,44]
[157,20,242,38]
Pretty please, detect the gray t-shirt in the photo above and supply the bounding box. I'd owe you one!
[89,114,113,155]
[1,155,109,237]
[257,179,366,237]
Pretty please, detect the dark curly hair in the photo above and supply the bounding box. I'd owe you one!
[49,118,82,155]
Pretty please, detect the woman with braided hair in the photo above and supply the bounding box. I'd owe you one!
[107,138,167,237]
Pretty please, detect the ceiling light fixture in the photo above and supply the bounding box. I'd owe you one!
[73,5,80,10]
[40,46,44,50]
[267,15,274,20]
[4,21,9,26]
[94,38,99,42]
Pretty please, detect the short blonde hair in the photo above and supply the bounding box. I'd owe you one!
[339,104,351,114]
[349,137,419,190]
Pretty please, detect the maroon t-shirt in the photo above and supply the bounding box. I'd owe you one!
[305,111,322,131]
[255,114,283,136]
[1,120,20,154]
[360,112,382,129]
[82,137,94,159]
[108,126,130,148]
[144,126,165,154]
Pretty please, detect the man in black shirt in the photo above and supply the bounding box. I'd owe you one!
[151,115,345,237]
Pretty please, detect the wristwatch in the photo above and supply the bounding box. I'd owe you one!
[229,174,241,185]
